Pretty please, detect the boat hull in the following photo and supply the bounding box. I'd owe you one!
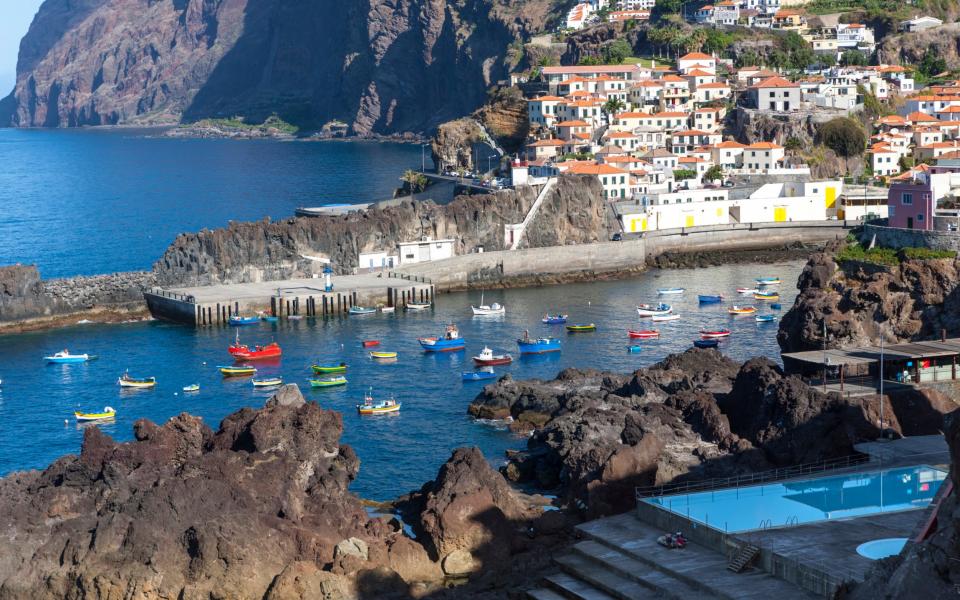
[473,356,512,366]
[370,351,399,359]
[628,330,659,339]
[652,315,681,322]
[219,367,256,377]
[362,340,381,348]
[694,339,719,349]
[698,295,723,304]
[229,317,260,326]
[566,324,596,333]
[699,331,731,339]
[657,288,684,294]
[357,403,401,415]
[46,355,89,364]
[312,364,347,374]
[229,343,282,360]
[75,410,116,421]
[517,339,561,354]
[418,338,465,352]
[310,377,347,387]
[252,379,283,387]
[542,315,568,324]
[406,303,432,311]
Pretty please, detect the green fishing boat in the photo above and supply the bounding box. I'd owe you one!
[311,363,347,374]
[310,376,347,388]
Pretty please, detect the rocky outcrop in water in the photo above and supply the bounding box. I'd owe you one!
[777,252,960,353]
[0,385,559,599]
[0,0,552,134]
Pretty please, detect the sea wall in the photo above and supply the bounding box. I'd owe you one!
[864,222,960,252]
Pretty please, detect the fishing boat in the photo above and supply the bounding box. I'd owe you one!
[628,330,660,339]
[770,303,782,310]
[463,370,497,382]
[362,340,381,348]
[652,314,681,322]
[566,323,596,333]
[756,277,781,286]
[517,333,561,354]
[370,351,399,359]
[252,377,283,388]
[219,365,257,377]
[542,314,568,324]
[357,392,401,415]
[229,315,260,326]
[727,305,757,315]
[380,306,395,314]
[694,339,719,349]
[259,314,279,323]
[44,350,93,364]
[288,315,304,320]
[228,333,282,360]
[75,406,116,422]
[657,288,685,295]
[418,324,465,352]
[698,294,723,304]
[312,363,347,374]
[636,303,672,317]
[406,302,432,311]
[118,373,156,388]
[736,287,759,295]
[471,291,505,316]
[348,306,377,315]
[628,345,642,353]
[310,376,347,388]
[183,384,200,393]
[699,329,732,339]
[755,314,776,323]
[753,292,780,301]
[473,347,513,366]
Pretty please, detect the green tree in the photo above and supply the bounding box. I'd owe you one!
[603,97,627,118]
[784,137,803,151]
[673,168,697,181]
[818,117,866,158]
[578,55,602,66]
[919,46,948,78]
[704,165,724,181]
[652,0,684,20]
[840,50,867,66]
[401,169,428,193]
[605,39,633,65]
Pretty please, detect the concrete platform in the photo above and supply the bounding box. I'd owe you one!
[855,435,949,467]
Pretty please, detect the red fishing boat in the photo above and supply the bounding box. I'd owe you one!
[362,340,381,348]
[228,333,282,360]
[472,347,513,366]
[699,329,731,339]
[627,330,660,339]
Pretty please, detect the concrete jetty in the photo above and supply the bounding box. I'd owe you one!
[145,272,433,326]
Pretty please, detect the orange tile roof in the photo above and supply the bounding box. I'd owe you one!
[566,163,629,175]
[556,120,589,127]
[907,111,941,123]
[672,129,711,137]
[528,139,567,147]
[529,95,565,102]
[607,131,637,138]
[616,111,653,119]
[715,140,746,148]
[680,52,714,61]
[685,69,715,77]
[746,142,783,149]
[751,76,798,89]
[698,82,730,89]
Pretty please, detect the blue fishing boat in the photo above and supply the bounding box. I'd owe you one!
[755,315,776,323]
[462,369,497,382]
[698,294,723,304]
[628,345,642,353]
[770,303,782,310]
[694,339,719,349]
[418,324,466,352]
[756,277,781,285]
[636,303,672,317]
[44,351,94,364]
[542,314,568,324]
[260,315,279,323]
[348,306,377,315]
[229,315,260,326]
[517,334,561,354]
[657,288,685,295]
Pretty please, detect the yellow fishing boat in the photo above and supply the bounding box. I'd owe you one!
[310,376,347,388]
[369,351,398,359]
[565,323,596,333]
[252,377,283,387]
[727,305,757,315]
[75,406,116,421]
[357,392,401,415]
[219,365,257,377]
[753,293,780,301]
[118,373,156,388]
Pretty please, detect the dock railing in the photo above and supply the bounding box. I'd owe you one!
[148,287,195,304]
[387,271,433,284]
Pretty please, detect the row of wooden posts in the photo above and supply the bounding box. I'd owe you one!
[194,286,434,326]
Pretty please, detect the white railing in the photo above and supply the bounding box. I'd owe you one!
[509,177,557,250]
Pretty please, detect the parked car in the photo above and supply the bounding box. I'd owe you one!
[611,233,623,242]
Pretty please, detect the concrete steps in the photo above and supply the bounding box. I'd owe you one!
[539,572,619,599]
[555,553,661,599]
[525,586,573,600]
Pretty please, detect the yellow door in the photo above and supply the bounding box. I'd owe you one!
[641,218,648,231]
[837,209,845,220]
[825,186,836,209]
[685,214,695,227]
[629,217,648,232]
[774,207,787,222]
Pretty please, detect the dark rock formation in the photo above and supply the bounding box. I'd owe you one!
[778,252,960,353]
[1,0,553,134]
[879,22,960,73]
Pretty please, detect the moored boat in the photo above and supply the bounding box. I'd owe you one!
[736,287,759,295]
[462,369,497,382]
[756,277,781,286]
[219,365,257,377]
[357,392,401,415]
[310,375,348,388]
[259,314,279,323]
[183,384,200,392]
[698,294,723,304]
[228,333,282,360]
[362,340,381,348]
[370,351,399,359]
[694,339,719,349]
[418,324,465,352]
[566,323,596,333]
[312,363,347,374]
[542,314,568,324]
[473,347,513,366]
[651,314,681,322]
[517,333,561,354]
[118,373,156,388]
[471,291,505,316]
[770,303,782,310]
[628,345,642,353]
[379,305,395,314]
[657,288,685,295]
[755,314,776,323]
[45,350,93,364]
[252,377,283,388]
[699,329,731,339]
[727,305,757,315]
[406,302,432,311]
[636,303,672,317]
[348,306,377,315]
[753,292,780,301]
[628,329,660,339]
[75,406,116,421]
[229,315,260,326]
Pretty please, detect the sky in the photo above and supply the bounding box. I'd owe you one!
[0,1,44,94]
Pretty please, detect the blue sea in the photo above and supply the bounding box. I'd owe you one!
[0,129,801,500]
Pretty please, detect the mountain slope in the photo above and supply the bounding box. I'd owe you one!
[1,0,551,133]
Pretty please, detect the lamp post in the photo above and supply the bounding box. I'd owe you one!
[822,320,828,392]
[879,327,885,438]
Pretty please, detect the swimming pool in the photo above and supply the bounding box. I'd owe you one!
[645,465,947,533]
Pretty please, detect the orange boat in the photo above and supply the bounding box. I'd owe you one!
[362,340,381,348]
[228,332,282,360]
[627,330,660,339]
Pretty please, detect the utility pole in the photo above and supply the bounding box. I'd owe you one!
[879,328,885,438]
[421,144,426,173]
[822,320,827,392]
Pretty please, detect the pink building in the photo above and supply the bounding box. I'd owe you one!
[887,180,933,230]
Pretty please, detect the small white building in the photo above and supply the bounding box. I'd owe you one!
[899,15,943,33]
[397,238,456,265]
[358,251,397,271]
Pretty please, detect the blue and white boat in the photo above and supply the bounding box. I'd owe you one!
[755,314,776,323]
[418,324,466,352]
[657,288,685,295]
[44,351,93,364]
[260,314,279,323]
[770,303,782,310]
[698,294,723,304]
[756,277,781,286]
[348,306,377,315]
[517,335,561,354]
[693,339,719,349]
[462,369,497,382]
[542,314,568,324]
[229,315,260,326]
[636,303,672,317]
[628,345,642,353]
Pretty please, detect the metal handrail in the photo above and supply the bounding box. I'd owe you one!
[387,271,433,284]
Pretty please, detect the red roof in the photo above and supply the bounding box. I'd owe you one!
[680,52,714,61]
[751,76,798,89]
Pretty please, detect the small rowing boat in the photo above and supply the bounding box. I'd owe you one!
[462,369,497,382]
[517,334,561,354]
[657,288,685,295]
[698,294,723,304]
[736,287,759,295]
[229,315,260,326]
[348,306,377,315]
[542,314,568,324]
[699,329,731,339]
[770,303,782,310]
[419,324,465,352]
[755,314,776,323]
[406,302,432,311]
[728,305,757,315]
[312,363,347,374]
[380,306,396,314]
[694,339,719,349]
[566,323,596,333]
[252,377,283,388]
[628,345,642,353]
[260,314,279,323]
[362,340,381,348]
[473,347,513,366]
[370,351,398,359]
[183,384,200,392]
[754,292,780,301]
[219,365,256,377]
[652,314,681,322]
[357,392,401,415]
[310,376,347,388]
[637,303,672,317]
[756,277,781,286]
[118,373,156,388]
[628,330,660,339]
[75,406,116,421]
[45,351,93,364]
[229,332,282,360]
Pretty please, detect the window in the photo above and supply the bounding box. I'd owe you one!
[902,193,913,205]
[918,213,925,222]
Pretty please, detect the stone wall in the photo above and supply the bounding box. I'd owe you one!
[864,222,960,252]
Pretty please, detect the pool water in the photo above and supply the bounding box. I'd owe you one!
[646,466,947,533]
[857,538,908,560]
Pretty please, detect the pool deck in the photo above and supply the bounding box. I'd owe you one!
[855,435,949,467]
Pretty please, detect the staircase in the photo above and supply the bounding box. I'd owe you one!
[727,544,760,573]
[509,177,557,250]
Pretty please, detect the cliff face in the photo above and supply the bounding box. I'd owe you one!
[879,22,960,72]
[2,0,550,133]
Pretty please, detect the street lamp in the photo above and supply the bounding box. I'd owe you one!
[878,327,885,438]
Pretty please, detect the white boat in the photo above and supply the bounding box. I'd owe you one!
[657,288,685,295]
[44,351,92,364]
[736,287,759,295]
[380,306,396,313]
[406,302,432,311]
[636,303,672,317]
[471,292,505,316]
[651,314,681,322]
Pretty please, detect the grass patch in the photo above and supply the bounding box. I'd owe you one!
[836,242,958,266]
[183,114,299,135]
[901,247,958,260]
[623,56,660,67]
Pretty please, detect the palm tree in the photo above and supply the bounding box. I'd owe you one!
[603,98,627,124]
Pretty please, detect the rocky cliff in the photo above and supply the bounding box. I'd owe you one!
[0,384,560,599]
[1,0,552,134]
[778,251,960,353]
[153,174,609,286]
[879,22,960,72]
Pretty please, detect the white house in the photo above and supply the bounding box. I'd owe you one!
[899,15,943,32]
[677,52,717,75]
[397,238,455,265]
[741,142,785,172]
[870,143,900,177]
